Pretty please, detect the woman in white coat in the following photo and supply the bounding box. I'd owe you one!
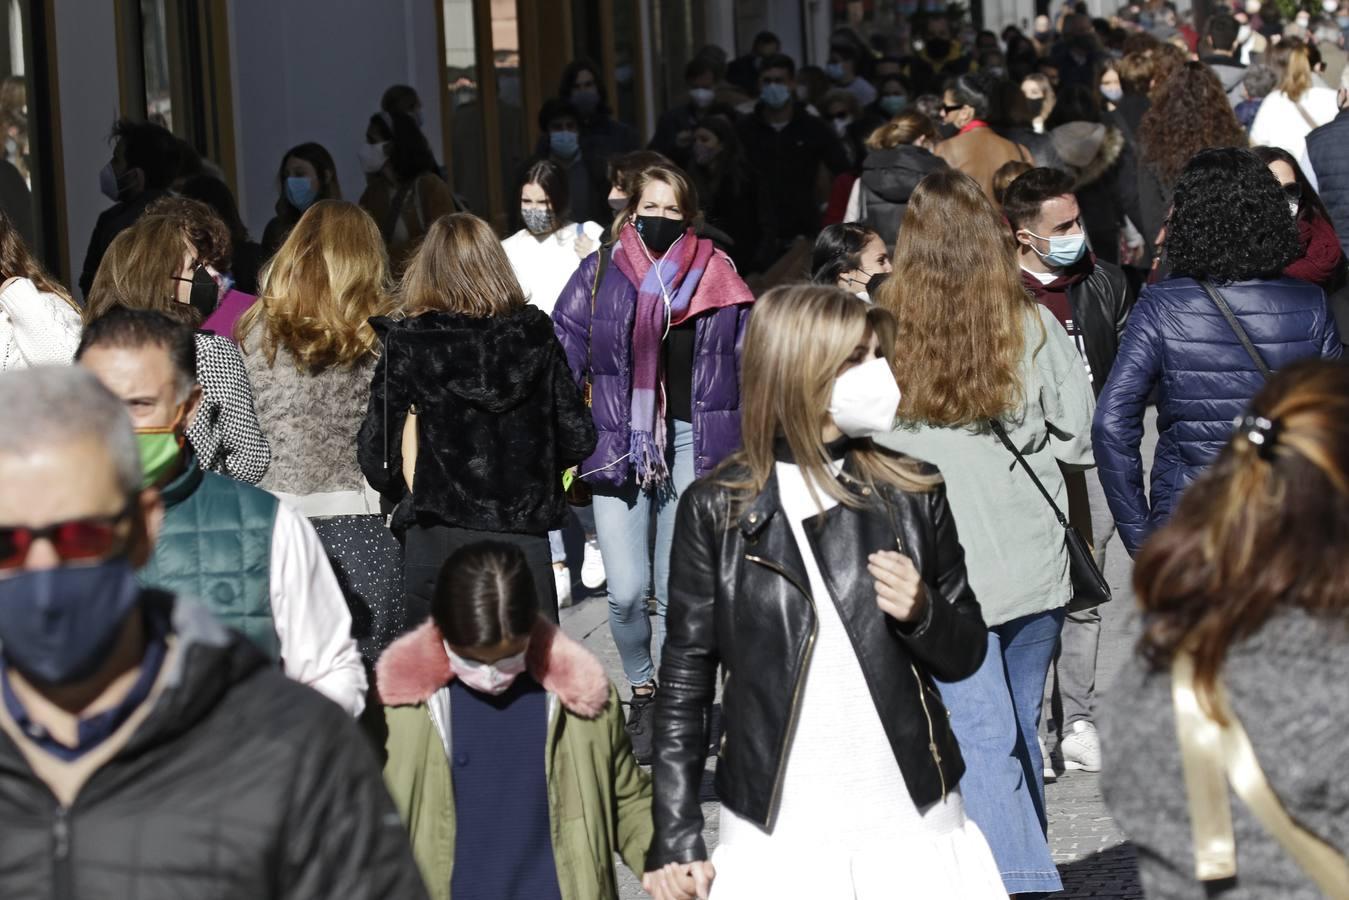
[1250,40,1338,160]
[0,208,80,370]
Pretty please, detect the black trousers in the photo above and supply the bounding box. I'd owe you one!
[403,524,559,624]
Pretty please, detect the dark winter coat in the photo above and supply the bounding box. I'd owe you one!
[1050,122,1128,265]
[0,593,428,900]
[1093,276,1341,555]
[1306,109,1349,260]
[358,305,596,535]
[856,145,948,248]
[647,450,987,869]
[552,250,751,489]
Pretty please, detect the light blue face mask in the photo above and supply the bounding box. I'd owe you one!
[549,130,580,159]
[879,94,909,116]
[760,83,793,109]
[1024,229,1087,267]
[285,176,318,211]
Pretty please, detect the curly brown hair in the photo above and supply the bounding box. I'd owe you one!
[1138,62,1248,190]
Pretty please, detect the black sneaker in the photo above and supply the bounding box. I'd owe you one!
[626,685,656,765]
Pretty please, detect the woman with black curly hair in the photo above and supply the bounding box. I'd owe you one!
[1129,62,1248,264]
[1093,147,1342,557]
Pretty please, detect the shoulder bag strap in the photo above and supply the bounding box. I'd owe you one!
[1200,281,1272,378]
[1172,651,1349,897]
[582,245,611,406]
[1292,99,1320,131]
[988,419,1069,528]
[381,181,415,243]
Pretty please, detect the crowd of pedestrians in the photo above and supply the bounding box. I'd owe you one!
[1,2,1349,897]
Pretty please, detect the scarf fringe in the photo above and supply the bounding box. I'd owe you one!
[630,429,669,489]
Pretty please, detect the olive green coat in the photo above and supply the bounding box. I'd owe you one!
[377,619,653,900]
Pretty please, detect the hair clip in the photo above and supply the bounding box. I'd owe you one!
[1235,413,1281,460]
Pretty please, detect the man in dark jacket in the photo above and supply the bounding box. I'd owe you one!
[0,365,427,900]
[1003,167,1133,777]
[736,54,851,270]
[79,119,180,297]
[1201,14,1247,106]
[726,30,780,95]
[648,57,737,169]
[1305,79,1349,259]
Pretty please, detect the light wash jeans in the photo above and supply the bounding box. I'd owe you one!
[938,608,1066,896]
[591,419,695,687]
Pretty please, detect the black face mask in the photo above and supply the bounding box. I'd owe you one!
[634,215,686,254]
[866,271,891,296]
[1026,97,1045,117]
[184,265,220,319]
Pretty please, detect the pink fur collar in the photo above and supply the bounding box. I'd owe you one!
[375,616,611,719]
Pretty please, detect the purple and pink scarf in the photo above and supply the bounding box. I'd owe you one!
[612,221,752,488]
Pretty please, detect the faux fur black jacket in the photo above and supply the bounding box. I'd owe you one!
[357,306,596,535]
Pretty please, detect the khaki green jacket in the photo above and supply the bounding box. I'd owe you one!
[378,619,653,900]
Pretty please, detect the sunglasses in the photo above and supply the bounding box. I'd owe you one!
[940,103,965,114]
[1281,182,1303,204]
[0,501,134,570]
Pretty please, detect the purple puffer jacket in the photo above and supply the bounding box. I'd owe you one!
[552,248,752,488]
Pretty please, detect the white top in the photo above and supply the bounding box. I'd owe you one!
[269,499,367,716]
[502,221,604,316]
[1250,87,1340,160]
[0,277,81,371]
[712,460,1003,899]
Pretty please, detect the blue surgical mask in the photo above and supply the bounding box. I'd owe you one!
[761,83,793,109]
[879,95,909,116]
[1101,85,1123,103]
[0,557,142,685]
[826,62,846,81]
[550,130,580,159]
[285,176,318,211]
[1024,229,1087,267]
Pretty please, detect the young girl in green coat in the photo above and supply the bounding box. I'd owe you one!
[378,540,653,900]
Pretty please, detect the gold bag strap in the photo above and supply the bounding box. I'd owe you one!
[1172,651,1349,897]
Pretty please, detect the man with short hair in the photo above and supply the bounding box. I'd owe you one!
[76,308,366,716]
[1002,166,1134,776]
[736,53,850,270]
[536,97,608,225]
[648,57,736,168]
[0,365,426,898]
[79,119,181,297]
[1202,14,1248,106]
[726,30,781,95]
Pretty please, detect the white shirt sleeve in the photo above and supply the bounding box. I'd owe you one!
[269,501,367,716]
[844,179,863,223]
[0,278,81,370]
[1301,144,1321,193]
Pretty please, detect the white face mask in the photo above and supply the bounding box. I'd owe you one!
[358,141,389,174]
[829,356,902,438]
[445,643,528,695]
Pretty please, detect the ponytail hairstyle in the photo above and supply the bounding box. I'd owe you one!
[865,110,940,151]
[1271,38,1314,103]
[1135,359,1349,720]
[433,541,539,649]
[811,223,880,285]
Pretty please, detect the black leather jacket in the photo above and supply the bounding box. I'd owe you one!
[1067,260,1134,395]
[646,450,988,870]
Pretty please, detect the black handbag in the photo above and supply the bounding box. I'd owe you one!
[989,420,1112,613]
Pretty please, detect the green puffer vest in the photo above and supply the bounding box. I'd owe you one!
[140,454,281,659]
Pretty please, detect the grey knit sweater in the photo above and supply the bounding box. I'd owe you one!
[242,344,375,498]
[1100,608,1349,899]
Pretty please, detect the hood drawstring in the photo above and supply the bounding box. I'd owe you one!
[382,329,392,471]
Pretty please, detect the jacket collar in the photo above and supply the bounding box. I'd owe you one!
[736,448,871,539]
[157,451,204,508]
[376,616,610,719]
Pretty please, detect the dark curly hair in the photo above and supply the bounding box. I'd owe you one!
[1138,62,1247,190]
[1164,147,1301,283]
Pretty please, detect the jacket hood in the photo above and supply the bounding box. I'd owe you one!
[1050,123,1124,189]
[376,616,610,718]
[371,305,559,412]
[860,145,946,203]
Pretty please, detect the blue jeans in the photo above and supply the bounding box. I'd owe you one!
[938,608,1066,895]
[591,419,695,687]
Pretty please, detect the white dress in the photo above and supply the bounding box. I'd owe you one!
[501,221,604,316]
[710,461,1005,899]
[0,277,81,371]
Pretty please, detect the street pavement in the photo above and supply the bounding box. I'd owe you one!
[562,416,1156,898]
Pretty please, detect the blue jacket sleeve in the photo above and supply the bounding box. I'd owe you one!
[1092,289,1165,557]
[552,251,599,388]
[1320,295,1344,359]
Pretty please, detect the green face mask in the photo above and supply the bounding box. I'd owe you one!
[135,409,187,488]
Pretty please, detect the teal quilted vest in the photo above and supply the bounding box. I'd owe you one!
[140,454,281,659]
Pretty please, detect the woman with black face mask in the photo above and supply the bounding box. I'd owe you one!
[551,163,754,766]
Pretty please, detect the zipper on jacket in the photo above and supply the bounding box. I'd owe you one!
[744,553,817,824]
[52,805,72,899]
[911,663,947,801]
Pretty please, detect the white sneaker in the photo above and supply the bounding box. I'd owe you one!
[1039,735,1057,783]
[1060,720,1102,772]
[554,565,573,609]
[581,537,606,589]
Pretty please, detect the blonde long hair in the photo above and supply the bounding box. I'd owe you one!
[398,213,525,317]
[876,169,1039,427]
[1272,40,1313,103]
[718,284,937,511]
[238,200,394,372]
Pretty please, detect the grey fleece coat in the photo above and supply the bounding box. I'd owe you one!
[1100,608,1349,899]
[242,344,375,497]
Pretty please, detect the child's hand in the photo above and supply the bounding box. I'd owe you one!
[642,860,716,899]
[867,550,928,624]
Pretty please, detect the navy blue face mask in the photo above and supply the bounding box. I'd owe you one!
[0,558,142,685]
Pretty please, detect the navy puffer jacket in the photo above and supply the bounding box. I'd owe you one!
[552,248,751,488]
[1093,276,1341,555]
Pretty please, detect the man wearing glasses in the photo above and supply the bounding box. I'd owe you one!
[0,364,427,898]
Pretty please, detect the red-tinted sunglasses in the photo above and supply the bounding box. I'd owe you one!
[0,502,134,570]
